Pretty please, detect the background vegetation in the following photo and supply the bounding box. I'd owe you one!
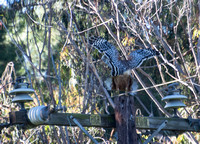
[0,0,200,143]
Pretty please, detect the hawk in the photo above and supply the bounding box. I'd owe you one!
[89,37,160,76]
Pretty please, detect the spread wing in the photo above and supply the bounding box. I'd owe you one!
[128,48,159,69]
[89,37,121,76]
[90,37,159,76]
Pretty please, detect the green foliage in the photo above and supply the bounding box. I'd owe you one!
[0,8,22,75]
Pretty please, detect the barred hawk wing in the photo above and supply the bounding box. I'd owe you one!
[89,37,159,76]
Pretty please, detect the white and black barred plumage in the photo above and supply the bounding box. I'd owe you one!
[89,37,160,76]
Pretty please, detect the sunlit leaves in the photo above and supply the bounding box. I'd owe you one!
[34,5,44,22]
[192,27,200,40]
[122,36,135,47]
